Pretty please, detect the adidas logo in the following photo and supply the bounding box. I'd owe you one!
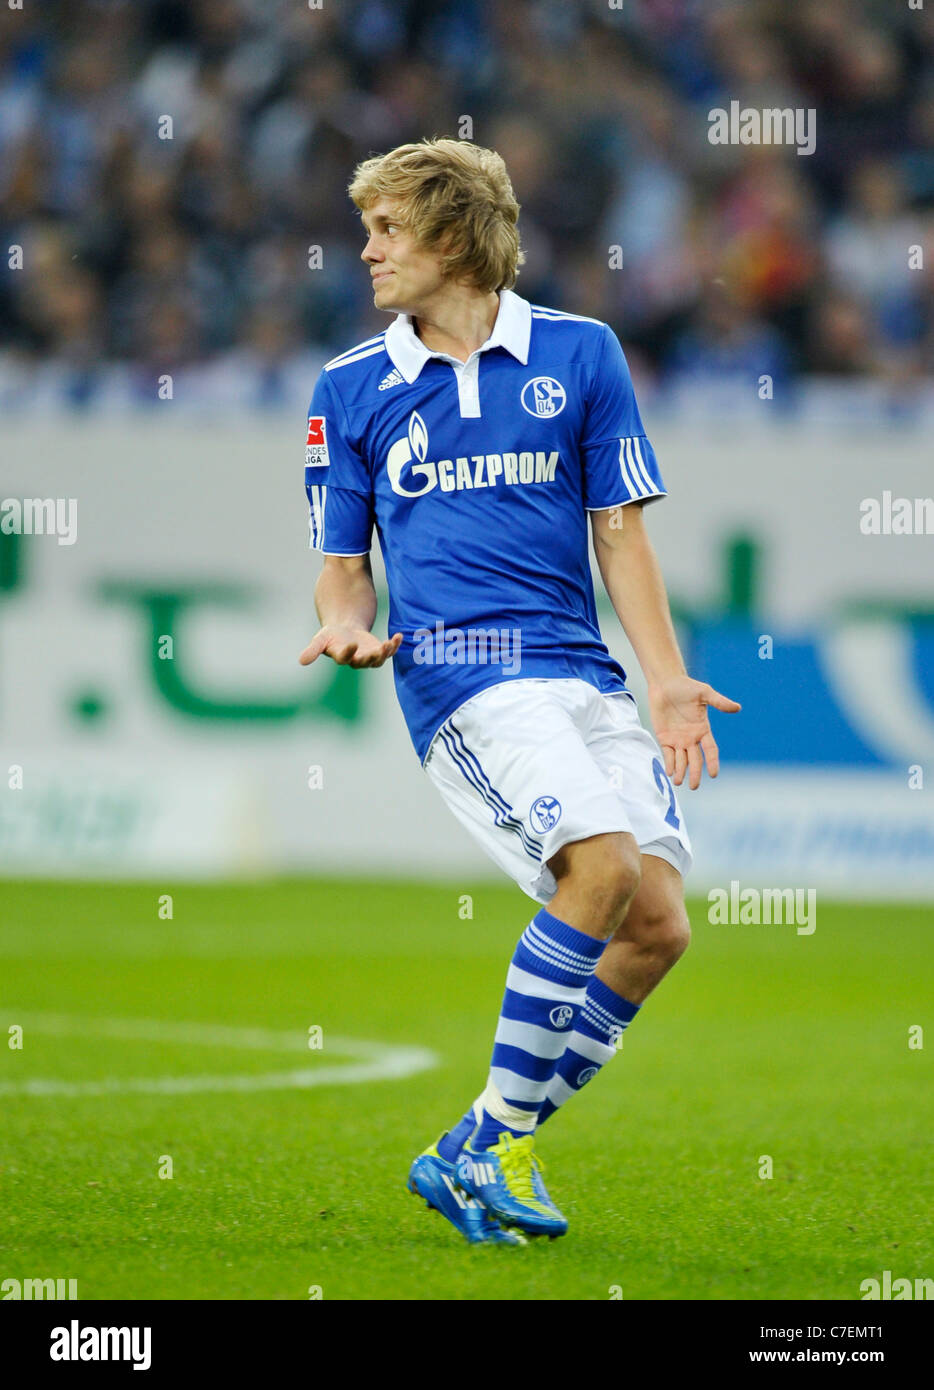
[467,1159,497,1186]
[378,368,404,391]
[441,1173,478,1209]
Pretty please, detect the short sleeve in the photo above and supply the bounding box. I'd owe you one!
[580,325,666,511]
[304,370,374,554]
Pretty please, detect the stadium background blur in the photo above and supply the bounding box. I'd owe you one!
[3,0,934,416]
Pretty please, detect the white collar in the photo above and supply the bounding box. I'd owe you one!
[384,288,531,383]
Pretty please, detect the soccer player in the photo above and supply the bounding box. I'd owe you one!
[300,139,740,1245]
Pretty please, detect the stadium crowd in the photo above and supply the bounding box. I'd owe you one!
[1,0,933,415]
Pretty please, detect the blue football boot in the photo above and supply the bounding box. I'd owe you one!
[455,1131,568,1238]
[408,1137,526,1246]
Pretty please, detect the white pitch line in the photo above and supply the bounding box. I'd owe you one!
[0,1011,438,1097]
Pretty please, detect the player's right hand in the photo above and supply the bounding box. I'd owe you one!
[298,626,402,670]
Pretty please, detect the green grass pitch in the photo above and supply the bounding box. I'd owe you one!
[0,878,930,1301]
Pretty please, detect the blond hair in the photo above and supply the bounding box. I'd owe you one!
[348,138,524,293]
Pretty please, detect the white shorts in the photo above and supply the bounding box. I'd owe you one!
[424,678,693,904]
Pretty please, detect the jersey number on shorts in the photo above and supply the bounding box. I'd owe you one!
[651,757,681,831]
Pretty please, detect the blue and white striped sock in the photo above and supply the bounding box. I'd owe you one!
[470,908,607,1151]
[537,976,640,1125]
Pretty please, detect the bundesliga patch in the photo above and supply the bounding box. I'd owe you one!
[305,415,330,467]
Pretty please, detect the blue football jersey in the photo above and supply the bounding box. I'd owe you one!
[304,290,666,761]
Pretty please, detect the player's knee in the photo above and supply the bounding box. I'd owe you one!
[664,907,691,964]
[551,834,641,931]
[587,846,642,925]
[631,901,691,965]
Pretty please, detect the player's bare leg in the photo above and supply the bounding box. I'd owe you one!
[592,853,691,1004]
[546,831,643,941]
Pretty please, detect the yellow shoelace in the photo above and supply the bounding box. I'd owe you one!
[496,1133,545,1203]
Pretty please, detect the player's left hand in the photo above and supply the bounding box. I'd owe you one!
[647,675,741,790]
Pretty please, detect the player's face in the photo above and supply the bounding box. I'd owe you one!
[360,199,447,315]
